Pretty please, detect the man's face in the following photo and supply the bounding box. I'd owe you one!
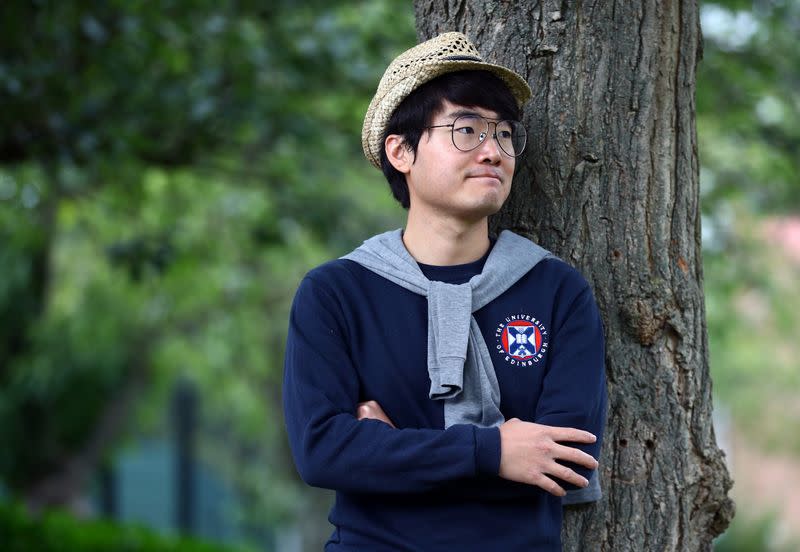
[404,100,516,222]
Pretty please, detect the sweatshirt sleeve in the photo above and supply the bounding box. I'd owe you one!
[282,273,500,494]
[535,281,607,492]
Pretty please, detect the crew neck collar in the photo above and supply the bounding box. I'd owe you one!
[416,240,494,284]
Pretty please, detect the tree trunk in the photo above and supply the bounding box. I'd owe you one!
[414,1,735,550]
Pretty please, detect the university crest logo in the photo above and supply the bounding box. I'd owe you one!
[494,314,548,366]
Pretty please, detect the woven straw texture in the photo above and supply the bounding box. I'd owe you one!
[361,32,532,169]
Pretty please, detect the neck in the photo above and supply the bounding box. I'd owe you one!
[402,209,491,266]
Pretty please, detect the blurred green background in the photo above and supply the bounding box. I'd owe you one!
[0,1,797,551]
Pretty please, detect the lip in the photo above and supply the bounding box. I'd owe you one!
[467,171,503,183]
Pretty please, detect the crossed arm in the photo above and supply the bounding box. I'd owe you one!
[284,275,605,497]
[354,283,607,498]
[356,400,598,497]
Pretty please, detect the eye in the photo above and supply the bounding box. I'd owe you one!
[453,116,482,135]
[454,125,476,135]
[496,122,514,139]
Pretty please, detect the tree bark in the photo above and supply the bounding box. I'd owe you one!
[414,1,735,550]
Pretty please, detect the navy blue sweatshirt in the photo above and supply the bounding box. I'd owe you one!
[283,248,606,551]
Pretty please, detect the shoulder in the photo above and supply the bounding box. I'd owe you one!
[289,260,368,336]
[528,256,594,298]
[532,258,603,338]
[305,258,361,284]
[297,259,364,300]
[296,257,392,306]
[518,257,602,334]
[500,231,592,295]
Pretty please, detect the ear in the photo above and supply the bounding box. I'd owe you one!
[384,134,412,174]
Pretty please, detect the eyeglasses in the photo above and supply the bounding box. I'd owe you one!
[425,115,527,157]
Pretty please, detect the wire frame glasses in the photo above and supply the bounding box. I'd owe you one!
[427,115,527,157]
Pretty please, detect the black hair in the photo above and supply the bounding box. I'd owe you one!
[379,70,521,209]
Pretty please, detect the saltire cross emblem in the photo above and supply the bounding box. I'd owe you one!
[501,321,542,360]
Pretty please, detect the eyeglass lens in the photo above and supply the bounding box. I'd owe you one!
[451,115,527,157]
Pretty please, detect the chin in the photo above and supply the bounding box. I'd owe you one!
[478,191,508,214]
[456,200,505,221]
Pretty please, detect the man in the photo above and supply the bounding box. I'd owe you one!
[283,32,606,551]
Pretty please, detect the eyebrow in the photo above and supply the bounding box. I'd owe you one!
[444,108,501,121]
[445,109,480,118]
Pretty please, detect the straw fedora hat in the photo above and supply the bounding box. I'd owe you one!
[361,31,532,169]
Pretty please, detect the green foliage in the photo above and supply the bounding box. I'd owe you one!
[715,512,799,552]
[699,0,800,485]
[704,205,800,453]
[698,1,800,212]
[0,0,414,541]
[0,502,254,552]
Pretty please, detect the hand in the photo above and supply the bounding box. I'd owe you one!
[356,400,396,428]
[498,417,598,497]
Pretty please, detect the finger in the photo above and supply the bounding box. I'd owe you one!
[357,401,380,417]
[368,401,396,428]
[356,402,396,428]
[554,444,599,469]
[356,404,372,420]
[548,426,596,444]
[533,474,566,497]
[547,462,589,488]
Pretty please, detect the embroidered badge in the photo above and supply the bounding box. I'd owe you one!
[494,314,549,366]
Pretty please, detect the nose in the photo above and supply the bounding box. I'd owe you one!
[476,127,503,164]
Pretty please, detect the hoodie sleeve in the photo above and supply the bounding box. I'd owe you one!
[282,274,501,494]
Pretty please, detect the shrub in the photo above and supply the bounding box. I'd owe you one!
[0,502,254,552]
